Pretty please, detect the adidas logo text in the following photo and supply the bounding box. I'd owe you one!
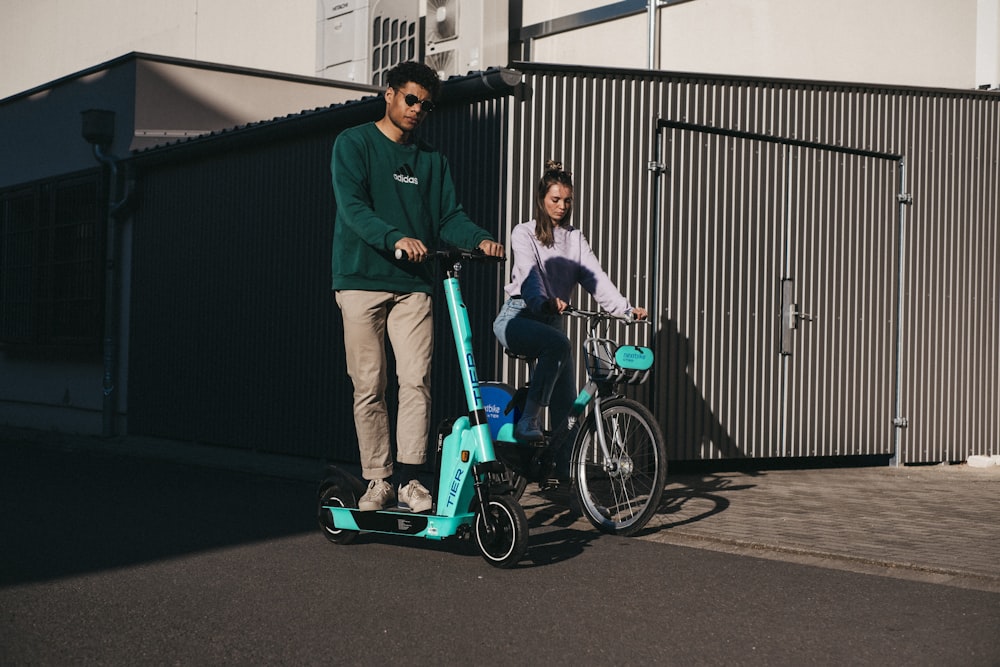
[394,165,419,185]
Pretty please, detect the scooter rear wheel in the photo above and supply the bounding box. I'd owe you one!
[317,483,358,545]
[474,495,528,568]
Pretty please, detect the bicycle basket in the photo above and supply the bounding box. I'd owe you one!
[584,338,653,385]
[583,337,617,380]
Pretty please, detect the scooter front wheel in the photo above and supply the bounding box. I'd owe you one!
[474,495,528,568]
[317,483,358,545]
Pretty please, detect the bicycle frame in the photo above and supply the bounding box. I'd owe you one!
[489,305,665,536]
[569,311,654,467]
[494,308,653,464]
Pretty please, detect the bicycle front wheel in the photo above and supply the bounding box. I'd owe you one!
[572,397,667,536]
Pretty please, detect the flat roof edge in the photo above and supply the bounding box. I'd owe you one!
[512,61,1000,99]
[1,51,379,106]
[128,67,523,164]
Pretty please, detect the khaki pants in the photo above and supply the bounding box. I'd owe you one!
[335,290,433,480]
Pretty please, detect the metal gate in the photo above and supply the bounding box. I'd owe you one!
[654,119,905,461]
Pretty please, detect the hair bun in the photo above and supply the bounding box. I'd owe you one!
[545,159,563,172]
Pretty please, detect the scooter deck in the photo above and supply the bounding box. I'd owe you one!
[324,505,475,540]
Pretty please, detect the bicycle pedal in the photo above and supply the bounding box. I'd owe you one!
[528,460,556,484]
[537,478,563,492]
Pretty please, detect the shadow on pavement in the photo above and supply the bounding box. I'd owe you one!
[652,473,759,530]
[520,472,760,541]
[1,442,317,586]
[2,435,770,583]
[523,528,598,567]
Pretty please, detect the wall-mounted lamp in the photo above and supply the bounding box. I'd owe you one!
[81,108,116,148]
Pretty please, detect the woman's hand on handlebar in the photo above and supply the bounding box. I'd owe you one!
[542,297,570,314]
[394,237,428,263]
[560,304,648,324]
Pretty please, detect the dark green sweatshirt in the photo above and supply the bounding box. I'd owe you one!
[330,122,493,294]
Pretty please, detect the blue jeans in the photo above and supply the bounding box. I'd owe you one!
[493,298,575,427]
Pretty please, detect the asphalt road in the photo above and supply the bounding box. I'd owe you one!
[2,443,998,665]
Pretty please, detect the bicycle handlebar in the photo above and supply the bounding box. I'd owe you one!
[561,305,650,326]
[394,247,505,264]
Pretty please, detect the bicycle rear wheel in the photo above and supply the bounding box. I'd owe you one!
[571,397,667,536]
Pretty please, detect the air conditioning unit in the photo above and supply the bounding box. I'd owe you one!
[316,0,507,85]
[424,0,508,80]
[316,0,420,86]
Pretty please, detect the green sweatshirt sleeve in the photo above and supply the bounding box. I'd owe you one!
[331,130,405,251]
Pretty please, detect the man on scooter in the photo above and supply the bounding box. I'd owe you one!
[331,61,505,513]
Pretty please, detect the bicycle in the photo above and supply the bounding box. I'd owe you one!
[317,248,529,568]
[484,306,668,536]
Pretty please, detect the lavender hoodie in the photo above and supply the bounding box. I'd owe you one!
[503,220,632,316]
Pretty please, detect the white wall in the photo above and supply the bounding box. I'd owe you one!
[528,0,984,90]
[3,0,994,101]
[979,0,1000,88]
[662,0,977,89]
[0,0,317,100]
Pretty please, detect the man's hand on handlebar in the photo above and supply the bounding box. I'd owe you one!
[394,243,506,264]
[630,306,648,320]
[477,239,505,258]
[394,237,429,263]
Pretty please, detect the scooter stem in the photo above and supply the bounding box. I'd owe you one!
[443,275,492,457]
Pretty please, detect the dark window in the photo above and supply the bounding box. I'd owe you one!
[0,173,104,346]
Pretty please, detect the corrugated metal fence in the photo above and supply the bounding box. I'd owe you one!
[128,91,511,461]
[503,64,999,464]
[126,65,997,465]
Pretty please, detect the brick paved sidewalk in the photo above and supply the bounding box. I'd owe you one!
[524,464,1000,592]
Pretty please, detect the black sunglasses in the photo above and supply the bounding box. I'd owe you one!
[401,92,435,113]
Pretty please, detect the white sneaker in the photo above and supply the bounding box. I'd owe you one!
[398,479,433,513]
[358,478,394,511]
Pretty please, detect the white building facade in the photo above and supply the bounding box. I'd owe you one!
[3,0,999,101]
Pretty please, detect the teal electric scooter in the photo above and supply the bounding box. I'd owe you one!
[317,248,528,568]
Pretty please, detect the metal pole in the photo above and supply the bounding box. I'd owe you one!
[93,145,120,438]
[649,124,665,332]
[92,144,132,438]
[779,145,793,456]
[891,157,911,466]
[647,0,658,69]
[647,122,668,434]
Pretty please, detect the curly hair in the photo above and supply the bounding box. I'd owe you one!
[533,159,574,247]
[385,61,442,100]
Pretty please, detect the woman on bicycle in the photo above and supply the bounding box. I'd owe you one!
[493,160,648,445]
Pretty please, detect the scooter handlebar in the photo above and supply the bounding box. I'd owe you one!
[394,247,505,264]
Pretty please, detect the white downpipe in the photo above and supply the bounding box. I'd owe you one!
[648,0,658,69]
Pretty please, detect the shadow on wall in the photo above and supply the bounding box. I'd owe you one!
[657,318,741,461]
